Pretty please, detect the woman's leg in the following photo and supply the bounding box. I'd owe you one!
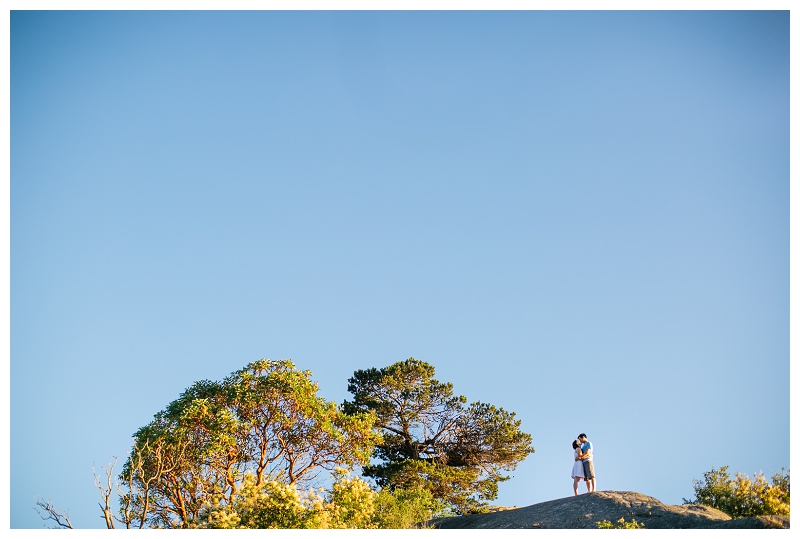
[573,477,581,495]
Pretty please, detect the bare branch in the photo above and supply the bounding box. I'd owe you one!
[34,496,74,529]
[93,458,118,529]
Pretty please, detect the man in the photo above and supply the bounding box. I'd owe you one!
[577,433,596,493]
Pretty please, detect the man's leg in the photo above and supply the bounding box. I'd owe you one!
[583,460,596,493]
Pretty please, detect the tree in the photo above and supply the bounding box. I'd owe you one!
[684,466,790,518]
[343,357,534,514]
[116,359,380,528]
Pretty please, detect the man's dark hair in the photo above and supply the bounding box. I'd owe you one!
[578,433,587,439]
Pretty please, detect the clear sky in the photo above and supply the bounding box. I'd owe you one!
[10,10,789,529]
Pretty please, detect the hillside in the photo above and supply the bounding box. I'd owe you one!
[428,491,789,529]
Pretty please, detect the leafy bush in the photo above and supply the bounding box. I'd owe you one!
[596,517,644,529]
[684,466,790,518]
[197,475,320,529]
[321,471,378,528]
[373,487,450,529]
[196,471,445,529]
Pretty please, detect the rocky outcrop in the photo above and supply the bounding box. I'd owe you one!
[428,491,789,529]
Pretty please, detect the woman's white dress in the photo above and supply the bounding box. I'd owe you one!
[571,449,585,478]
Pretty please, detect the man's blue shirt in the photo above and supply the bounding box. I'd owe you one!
[581,441,593,460]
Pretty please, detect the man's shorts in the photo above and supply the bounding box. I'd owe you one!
[582,459,595,480]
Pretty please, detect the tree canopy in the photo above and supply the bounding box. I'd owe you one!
[120,359,380,528]
[37,357,532,528]
[343,357,534,514]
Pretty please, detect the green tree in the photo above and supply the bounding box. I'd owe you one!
[38,359,452,529]
[343,357,534,514]
[117,359,380,528]
[684,466,790,518]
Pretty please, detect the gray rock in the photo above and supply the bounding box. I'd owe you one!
[428,491,789,529]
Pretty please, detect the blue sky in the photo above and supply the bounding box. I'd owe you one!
[10,10,789,528]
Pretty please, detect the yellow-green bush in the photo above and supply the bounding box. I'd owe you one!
[374,487,450,528]
[321,471,378,528]
[596,517,645,529]
[685,466,789,518]
[197,475,321,529]
[196,471,443,529]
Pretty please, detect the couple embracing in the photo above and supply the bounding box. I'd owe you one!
[571,433,596,495]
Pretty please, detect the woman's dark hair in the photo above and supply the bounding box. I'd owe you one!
[572,440,580,449]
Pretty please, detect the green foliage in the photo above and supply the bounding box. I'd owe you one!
[596,518,645,529]
[373,459,496,514]
[321,469,378,528]
[198,475,317,529]
[195,471,443,529]
[684,466,790,518]
[344,357,534,515]
[43,357,529,529]
[373,487,450,529]
[121,359,381,528]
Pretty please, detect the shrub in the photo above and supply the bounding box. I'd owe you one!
[321,471,378,528]
[596,517,644,529]
[684,466,790,518]
[196,471,445,529]
[373,487,450,529]
[197,475,321,529]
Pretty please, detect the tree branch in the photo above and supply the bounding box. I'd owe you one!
[34,497,73,529]
[93,457,118,529]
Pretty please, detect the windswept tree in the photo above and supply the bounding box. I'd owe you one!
[343,357,534,514]
[115,359,380,528]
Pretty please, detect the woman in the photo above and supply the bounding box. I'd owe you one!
[571,440,585,495]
